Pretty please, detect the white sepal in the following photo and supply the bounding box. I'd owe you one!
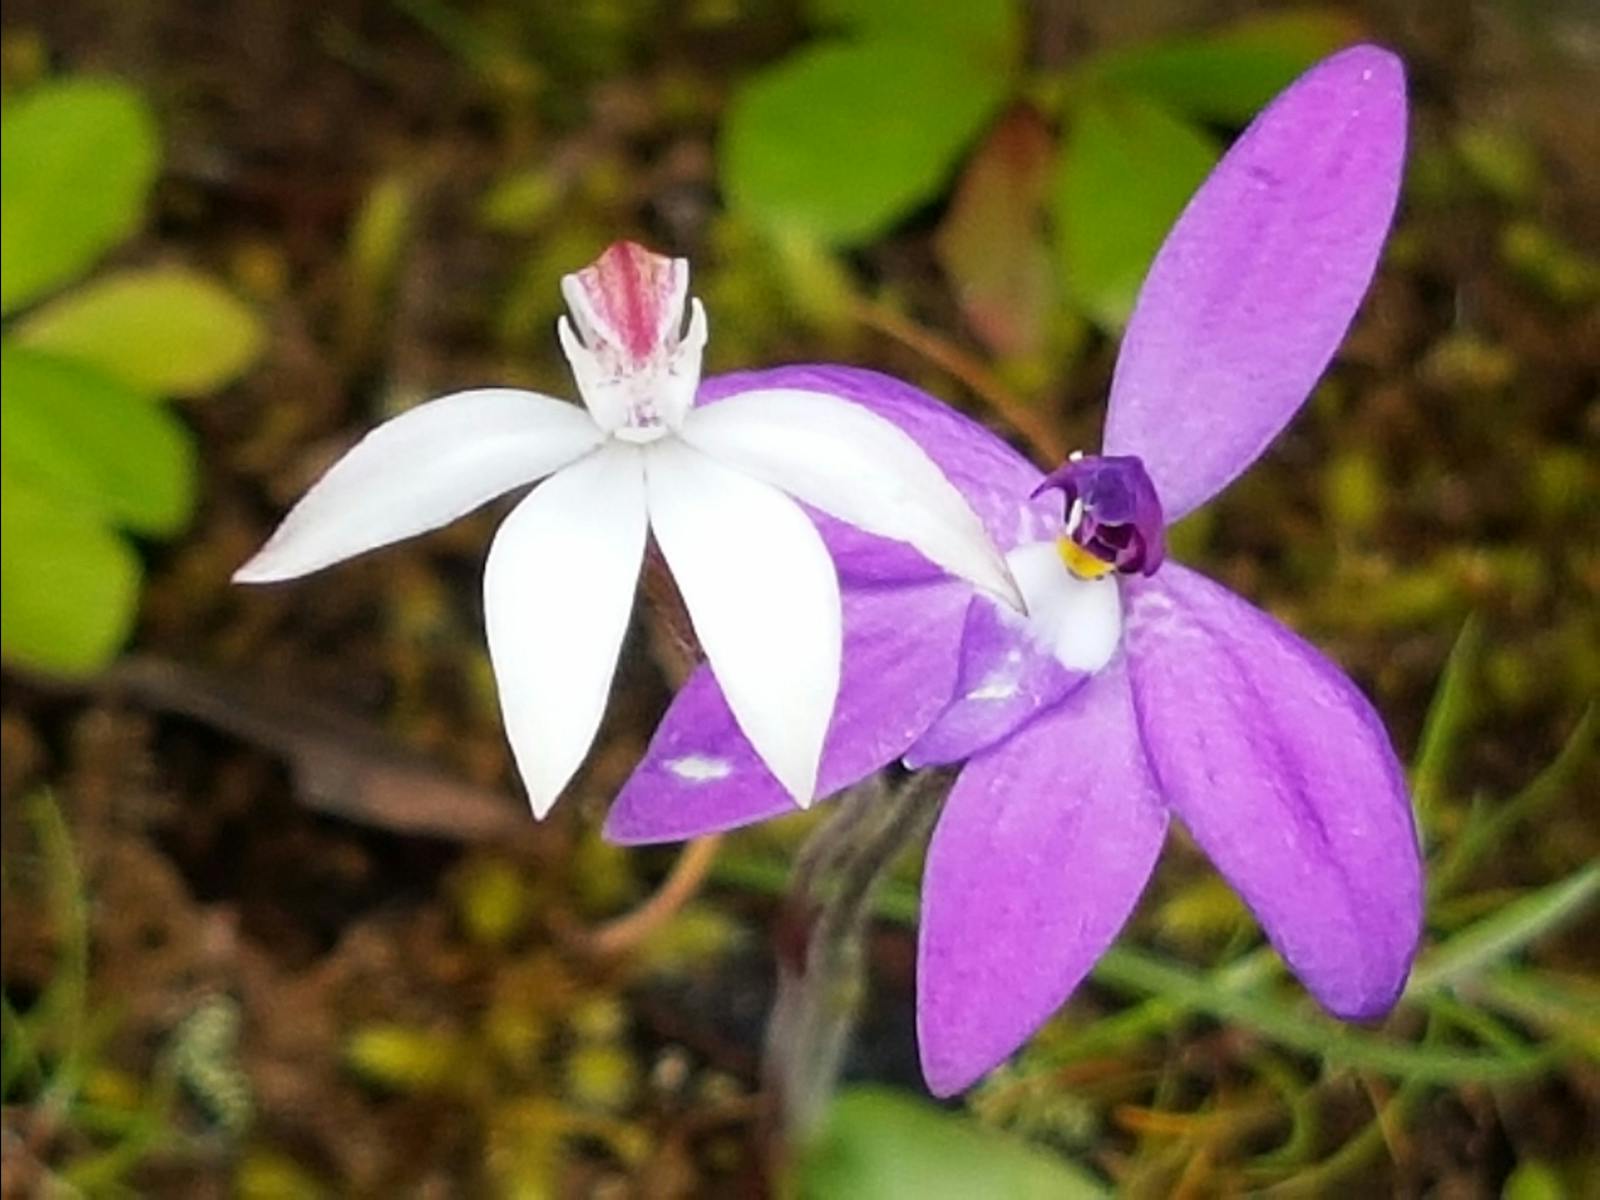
[235,389,601,583]
[680,388,1021,609]
[484,442,648,817]
[644,438,841,805]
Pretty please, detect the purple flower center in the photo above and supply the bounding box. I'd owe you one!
[1033,454,1166,578]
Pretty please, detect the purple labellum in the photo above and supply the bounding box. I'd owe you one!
[1034,454,1166,577]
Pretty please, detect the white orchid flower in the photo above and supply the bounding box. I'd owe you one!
[236,241,1019,816]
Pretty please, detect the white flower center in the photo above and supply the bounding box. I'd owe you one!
[1006,540,1123,673]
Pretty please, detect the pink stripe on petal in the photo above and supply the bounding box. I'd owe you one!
[568,241,686,363]
[1124,564,1422,1018]
[917,661,1167,1096]
[1103,45,1407,520]
[605,578,969,844]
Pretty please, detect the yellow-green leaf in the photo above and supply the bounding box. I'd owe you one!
[1,79,159,315]
[0,472,141,677]
[1,344,196,535]
[801,1087,1108,1199]
[16,267,264,397]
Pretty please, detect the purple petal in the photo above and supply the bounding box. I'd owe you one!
[1103,45,1407,520]
[918,661,1169,1096]
[605,579,969,844]
[905,595,1085,767]
[1124,564,1422,1018]
[700,366,1055,582]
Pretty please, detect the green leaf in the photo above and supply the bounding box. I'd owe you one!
[0,473,141,676]
[1,344,196,535]
[806,0,1019,62]
[1078,9,1360,124]
[15,267,263,397]
[1,79,159,315]
[1052,92,1217,329]
[723,40,1009,245]
[800,1087,1107,1199]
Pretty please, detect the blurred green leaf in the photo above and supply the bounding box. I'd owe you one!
[1077,9,1360,124]
[1452,124,1540,204]
[934,105,1055,357]
[15,268,263,397]
[479,167,562,233]
[1052,92,1216,328]
[344,1024,476,1094]
[1,344,196,535]
[807,0,1019,62]
[1501,1160,1567,1200]
[1,78,159,315]
[0,473,141,676]
[723,40,1009,245]
[801,1086,1108,1199]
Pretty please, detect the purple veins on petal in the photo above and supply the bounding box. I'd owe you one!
[1102,44,1408,521]
[1123,564,1423,1018]
[917,659,1169,1098]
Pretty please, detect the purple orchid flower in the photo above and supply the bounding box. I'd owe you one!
[608,45,1423,1096]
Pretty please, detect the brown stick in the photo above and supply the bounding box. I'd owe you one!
[850,296,1067,463]
[582,835,725,959]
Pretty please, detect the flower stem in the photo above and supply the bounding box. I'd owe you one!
[760,772,946,1172]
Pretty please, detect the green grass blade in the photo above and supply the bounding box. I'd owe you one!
[1409,864,1598,996]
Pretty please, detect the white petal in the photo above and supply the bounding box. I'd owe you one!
[644,438,840,804]
[484,442,647,816]
[1008,540,1123,673]
[679,388,1022,609]
[235,389,602,582]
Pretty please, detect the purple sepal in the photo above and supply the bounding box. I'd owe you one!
[604,579,969,844]
[1103,46,1407,521]
[917,659,1169,1097]
[1034,454,1166,575]
[1124,564,1422,1018]
[905,595,1086,767]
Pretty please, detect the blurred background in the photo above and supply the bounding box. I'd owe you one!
[2,0,1596,1196]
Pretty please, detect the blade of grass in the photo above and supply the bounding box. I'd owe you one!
[1468,968,1600,1055]
[1407,863,1599,996]
[23,789,93,1115]
[1429,706,1595,896]
[1411,615,1483,841]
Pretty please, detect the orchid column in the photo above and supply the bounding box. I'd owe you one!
[236,242,1018,817]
